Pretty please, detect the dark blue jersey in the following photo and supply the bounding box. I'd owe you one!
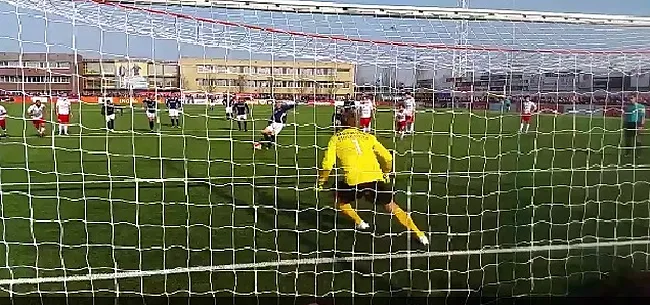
[332,107,344,126]
[144,99,157,113]
[269,103,295,124]
[166,98,181,110]
[232,102,250,115]
[101,103,115,116]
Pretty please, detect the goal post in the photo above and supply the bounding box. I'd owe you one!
[1,0,650,298]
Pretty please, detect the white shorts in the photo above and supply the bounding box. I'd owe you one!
[236,114,247,121]
[146,112,156,119]
[225,107,233,114]
[105,114,115,122]
[264,122,284,135]
[169,109,179,117]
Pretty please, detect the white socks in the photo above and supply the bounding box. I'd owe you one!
[58,125,68,135]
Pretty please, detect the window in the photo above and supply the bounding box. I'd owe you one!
[257,67,271,75]
[197,65,215,73]
[85,79,101,89]
[164,78,178,88]
[0,61,21,68]
[0,75,17,83]
[50,76,71,83]
[163,65,178,76]
[336,68,350,73]
[101,63,116,75]
[85,62,101,74]
[102,78,117,88]
[24,61,42,68]
[153,64,164,77]
[300,68,313,75]
[273,67,283,75]
[51,62,71,69]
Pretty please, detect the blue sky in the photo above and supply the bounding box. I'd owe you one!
[338,0,650,16]
[2,0,650,85]
[2,0,649,61]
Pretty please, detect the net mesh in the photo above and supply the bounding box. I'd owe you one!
[0,0,649,299]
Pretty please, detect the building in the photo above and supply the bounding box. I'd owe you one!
[179,58,355,99]
[415,68,453,90]
[0,52,82,94]
[82,59,179,93]
[451,71,530,93]
[528,71,579,93]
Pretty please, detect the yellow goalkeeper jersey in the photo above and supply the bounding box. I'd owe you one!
[321,128,392,186]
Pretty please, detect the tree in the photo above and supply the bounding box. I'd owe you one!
[180,76,190,91]
[236,75,246,94]
[327,75,340,98]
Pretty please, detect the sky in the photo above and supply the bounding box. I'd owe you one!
[2,0,650,86]
[336,0,650,16]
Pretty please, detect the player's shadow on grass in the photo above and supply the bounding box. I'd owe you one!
[249,188,414,297]
[168,157,415,299]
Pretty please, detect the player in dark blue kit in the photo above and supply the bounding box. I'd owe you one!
[166,96,182,128]
[332,106,344,129]
[254,101,296,150]
[143,97,157,131]
[232,99,250,131]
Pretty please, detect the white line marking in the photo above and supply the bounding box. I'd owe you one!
[0,239,647,286]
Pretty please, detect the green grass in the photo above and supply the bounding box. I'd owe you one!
[0,102,649,297]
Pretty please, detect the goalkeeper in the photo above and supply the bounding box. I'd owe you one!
[317,108,429,245]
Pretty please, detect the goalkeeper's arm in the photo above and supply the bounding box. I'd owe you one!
[317,135,337,188]
[372,136,393,181]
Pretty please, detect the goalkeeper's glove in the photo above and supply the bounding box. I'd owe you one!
[383,172,393,183]
[316,180,326,192]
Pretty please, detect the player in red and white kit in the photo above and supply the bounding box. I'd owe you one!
[395,103,407,140]
[358,98,374,133]
[403,93,416,134]
[519,98,537,134]
[56,96,71,135]
[27,100,46,137]
[0,104,7,137]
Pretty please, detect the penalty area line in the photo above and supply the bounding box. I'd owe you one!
[0,239,648,286]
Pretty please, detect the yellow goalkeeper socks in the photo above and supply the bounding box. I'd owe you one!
[393,207,424,238]
[338,203,364,225]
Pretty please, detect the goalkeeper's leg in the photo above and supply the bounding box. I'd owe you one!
[334,183,369,229]
[372,182,428,245]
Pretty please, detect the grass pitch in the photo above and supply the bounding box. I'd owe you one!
[0,102,649,297]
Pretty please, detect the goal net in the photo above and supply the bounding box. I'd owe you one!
[1,0,650,299]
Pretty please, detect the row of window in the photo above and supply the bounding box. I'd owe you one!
[0,75,71,83]
[195,78,350,88]
[84,63,179,76]
[85,78,179,89]
[0,61,71,69]
[195,65,349,76]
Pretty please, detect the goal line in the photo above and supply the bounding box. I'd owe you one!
[1,239,648,286]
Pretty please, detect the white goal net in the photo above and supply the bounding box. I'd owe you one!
[1,0,650,299]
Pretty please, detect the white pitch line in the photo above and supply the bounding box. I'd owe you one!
[0,239,647,286]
